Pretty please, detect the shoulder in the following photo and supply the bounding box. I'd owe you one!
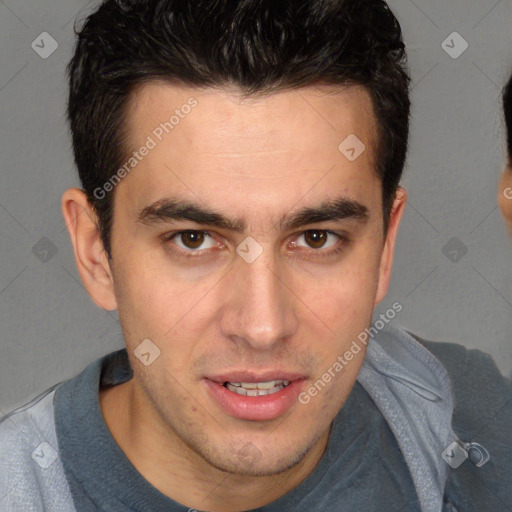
[0,385,75,511]
[407,331,512,511]
[408,332,512,437]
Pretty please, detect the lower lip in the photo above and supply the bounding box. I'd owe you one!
[204,379,304,421]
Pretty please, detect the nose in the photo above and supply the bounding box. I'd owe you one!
[220,246,298,351]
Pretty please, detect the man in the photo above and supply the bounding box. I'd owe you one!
[499,72,512,234]
[1,1,510,511]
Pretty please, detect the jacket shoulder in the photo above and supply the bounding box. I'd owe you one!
[0,386,75,511]
[408,332,512,511]
[409,333,512,438]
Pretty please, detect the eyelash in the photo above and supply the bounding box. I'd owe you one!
[161,230,349,260]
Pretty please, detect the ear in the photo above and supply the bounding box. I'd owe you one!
[374,187,407,305]
[61,188,117,311]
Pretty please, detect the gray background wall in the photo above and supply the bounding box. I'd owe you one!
[1,0,512,415]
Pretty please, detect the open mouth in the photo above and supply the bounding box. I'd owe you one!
[223,380,291,397]
[206,376,304,420]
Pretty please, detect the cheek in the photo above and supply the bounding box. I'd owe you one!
[110,248,176,342]
[299,246,381,321]
[292,248,380,374]
[112,251,220,362]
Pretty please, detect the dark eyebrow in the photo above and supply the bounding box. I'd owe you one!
[137,199,245,232]
[136,196,369,232]
[280,197,369,231]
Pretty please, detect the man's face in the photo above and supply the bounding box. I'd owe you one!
[105,83,401,476]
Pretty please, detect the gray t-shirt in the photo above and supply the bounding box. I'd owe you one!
[54,349,421,511]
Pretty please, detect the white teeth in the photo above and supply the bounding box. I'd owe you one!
[255,381,279,390]
[225,380,290,397]
[228,380,290,390]
[240,382,259,390]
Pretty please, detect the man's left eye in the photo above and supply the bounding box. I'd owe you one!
[294,230,340,250]
[169,231,217,251]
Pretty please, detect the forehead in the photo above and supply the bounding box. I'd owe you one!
[117,82,381,219]
[125,81,377,154]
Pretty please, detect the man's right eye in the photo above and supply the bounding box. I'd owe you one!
[163,230,218,254]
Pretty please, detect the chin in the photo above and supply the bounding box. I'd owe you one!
[196,429,322,478]
[207,448,308,478]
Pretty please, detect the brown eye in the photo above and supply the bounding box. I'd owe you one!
[303,230,329,249]
[163,230,219,258]
[180,231,207,249]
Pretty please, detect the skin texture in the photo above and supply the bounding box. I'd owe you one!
[498,165,512,236]
[61,83,407,512]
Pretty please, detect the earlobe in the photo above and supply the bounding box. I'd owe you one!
[61,188,118,311]
[374,187,407,305]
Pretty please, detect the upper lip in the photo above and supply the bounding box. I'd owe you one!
[206,370,307,383]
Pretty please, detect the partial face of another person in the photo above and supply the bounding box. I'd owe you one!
[499,164,512,234]
[71,83,406,477]
[499,77,512,235]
